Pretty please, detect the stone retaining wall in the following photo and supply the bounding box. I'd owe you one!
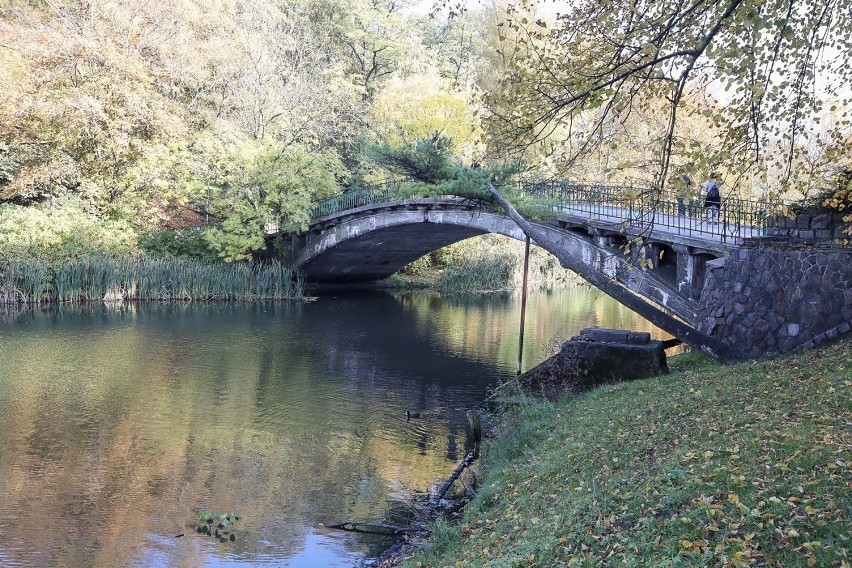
[766,213,850,242]
[697,240,852,357]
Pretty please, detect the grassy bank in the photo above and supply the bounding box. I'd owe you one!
[406,339,851,567]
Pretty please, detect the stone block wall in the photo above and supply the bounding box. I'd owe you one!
[697,241,852,357]
[766,213,850,242]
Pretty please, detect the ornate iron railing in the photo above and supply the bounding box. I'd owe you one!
[518,180,775,242]
[309,180,411,219]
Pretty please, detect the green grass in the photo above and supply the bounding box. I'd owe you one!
[406,339,851,567]
[396,234,582,294]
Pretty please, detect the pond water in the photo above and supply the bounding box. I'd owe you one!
[0,285,670,567]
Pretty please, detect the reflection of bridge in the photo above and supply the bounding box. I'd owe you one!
[281,182,772,328]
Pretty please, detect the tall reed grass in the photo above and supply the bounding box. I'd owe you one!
[430,234,582,294]
[0,257,305,304]
[437,252,516,294]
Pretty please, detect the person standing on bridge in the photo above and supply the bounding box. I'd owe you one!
[704,172,721,225]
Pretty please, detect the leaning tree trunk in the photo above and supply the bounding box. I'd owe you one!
[486,182,748,364]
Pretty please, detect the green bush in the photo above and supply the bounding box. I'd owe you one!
[0,202,140,263]
[429,235,580,292]
[138,227,219,261]
[437,251,516,293]
[401,254,433,276]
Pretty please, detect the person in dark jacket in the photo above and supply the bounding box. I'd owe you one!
[704,172,721,224]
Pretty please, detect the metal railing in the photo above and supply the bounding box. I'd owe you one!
[518,180,774,242]
[309,180,411,219]
[304,179,777,243]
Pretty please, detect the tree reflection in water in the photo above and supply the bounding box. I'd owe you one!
[0,286,669,567]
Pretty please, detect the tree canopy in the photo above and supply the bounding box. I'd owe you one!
[484,0,852,197]
[0,0,848,261]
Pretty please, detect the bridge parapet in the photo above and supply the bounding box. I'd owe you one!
[766,212,851,243]
[296,179,778,244]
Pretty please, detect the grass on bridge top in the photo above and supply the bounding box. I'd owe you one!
[404,338,851,567]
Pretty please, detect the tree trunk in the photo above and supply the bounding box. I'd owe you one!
[486,182,747,363]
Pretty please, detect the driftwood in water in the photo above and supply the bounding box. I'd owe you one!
[328,452,479,542]
[430,451,476,507]
[324,521,417,535]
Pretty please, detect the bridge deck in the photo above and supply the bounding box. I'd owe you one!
[551,202,762,249]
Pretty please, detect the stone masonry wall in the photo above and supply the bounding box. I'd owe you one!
[766,212,850,242]
[697,240,852,358]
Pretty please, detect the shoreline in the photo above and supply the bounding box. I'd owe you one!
[395,338,851,566]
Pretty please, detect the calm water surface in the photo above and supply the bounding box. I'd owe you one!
[0,286,668,567]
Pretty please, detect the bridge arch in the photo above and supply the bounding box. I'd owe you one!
[294,199,526,282]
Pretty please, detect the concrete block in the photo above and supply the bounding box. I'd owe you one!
[627,332,652,345]
[520,337,668,398]
[580,328,629,343]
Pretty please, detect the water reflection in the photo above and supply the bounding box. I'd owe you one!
[0,287,671,567]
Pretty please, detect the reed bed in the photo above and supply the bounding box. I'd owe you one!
[437,252,516,294]
[0,257,305,304]
[430,235,581,294]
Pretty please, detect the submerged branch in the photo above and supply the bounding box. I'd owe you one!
[324,521,417,535]
[430,451,477,507]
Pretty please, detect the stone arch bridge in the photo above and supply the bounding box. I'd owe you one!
[278,183,766,329]
[274,182,851,358]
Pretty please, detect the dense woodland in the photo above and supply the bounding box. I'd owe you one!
[0,0,850,266]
